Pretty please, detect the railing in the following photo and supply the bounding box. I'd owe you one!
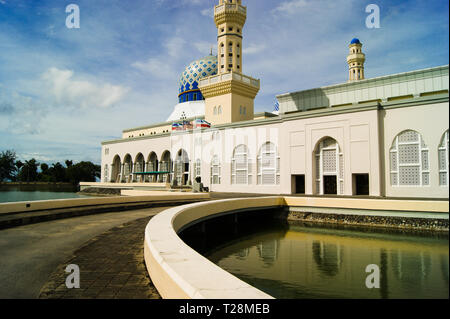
[199,71,260,88]
[214,3,246,15]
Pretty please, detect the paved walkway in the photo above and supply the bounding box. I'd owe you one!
[39,216,160,299]
[0,207,168,298]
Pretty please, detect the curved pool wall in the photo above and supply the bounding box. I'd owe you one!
[143,196,448,299]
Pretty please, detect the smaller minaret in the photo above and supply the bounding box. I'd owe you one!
[347,38,366,81]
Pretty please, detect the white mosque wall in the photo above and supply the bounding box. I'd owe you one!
[101,99,448,199]
[382,101,449,198]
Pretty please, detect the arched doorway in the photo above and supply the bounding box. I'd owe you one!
[111,155,121,183]
[123,154,133,183]
[175,149,190,185]
[134,153,145,182]
[160,151,172,183]
[148,152,159,183]
[314,137,344,195]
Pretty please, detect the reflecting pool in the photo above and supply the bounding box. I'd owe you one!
[183,212,449,299]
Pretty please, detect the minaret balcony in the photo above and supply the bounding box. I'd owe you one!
[214,3,246,15]
[214,3,247,25]
[199,71,259,89]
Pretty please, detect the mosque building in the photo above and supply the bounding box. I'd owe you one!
[100,0,449,199]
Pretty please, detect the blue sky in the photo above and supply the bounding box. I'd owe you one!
[0,0,448,164]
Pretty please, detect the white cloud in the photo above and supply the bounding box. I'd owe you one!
[243,44,266,55]
[165,37,186,58]
[272,0,308,15]
[201,8,214,18]
[41,67,129,109]
[132,57,178,79]
[193,41,216,55]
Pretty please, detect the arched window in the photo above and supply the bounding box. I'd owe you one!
[212,131,220,141]
[175,149,189,185]
[160,151,171,183]
[134,153,145,182]
[314,138,344,195]
[231,145,252,184]
[218,105,222,115]
[103,164,109,183]
[439,130,449,186]
[390,130,429,186]
[111,155,121,183]
[257,142,280,185]
[195,159,201,179]
[213,106,217,115]
[123,154,133,183]
[210,155,221,184]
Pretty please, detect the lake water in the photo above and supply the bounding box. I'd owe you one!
[181,211,449,299]
[0,190,90,203]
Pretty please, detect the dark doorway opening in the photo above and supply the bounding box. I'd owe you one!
[323,176,337,195]
[353,174,369,195]
[292,175,305,194]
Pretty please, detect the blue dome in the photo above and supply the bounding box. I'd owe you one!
[350,38,361,45]
[178,55,218,103]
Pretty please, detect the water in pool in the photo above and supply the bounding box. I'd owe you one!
[182,212,449,299]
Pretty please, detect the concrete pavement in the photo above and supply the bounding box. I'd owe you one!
[0,206,168,299]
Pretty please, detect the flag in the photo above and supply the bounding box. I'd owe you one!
[172,123,182,131]
[194,119,211,128]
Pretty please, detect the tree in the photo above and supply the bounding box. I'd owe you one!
[18,159,40,182]
[40,163,49,173]
[65,160,73,168]
[66,161,101,184]
[47,162,66,182]
[0,150,17,182]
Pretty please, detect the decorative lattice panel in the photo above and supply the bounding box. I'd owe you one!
[261,154,275,168]
[339,154,344,179]
[399,166,420,185]
[422,173,430,186]
[390,152,398,171]
[323,149,337,173]
[398,130,418,143]
[398,144,419,164]
[421,151,429,170]
[262,173,276,185]
[315,156,320,179]
[391,173,398,185]
[235,154,247,170]
[439,149,447,170]
[440,172,447,186]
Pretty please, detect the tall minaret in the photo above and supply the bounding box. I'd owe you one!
[347,38,366,81]
[199,0,260,126]
[215,0,245,74]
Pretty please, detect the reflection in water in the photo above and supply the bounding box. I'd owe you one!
[312,241,342,277]
[201,221,449,299]
[441,255,449,285]
[380,249,389,299]
[236,248,249,260]
[391,250,431,286]
[257,240,279,266]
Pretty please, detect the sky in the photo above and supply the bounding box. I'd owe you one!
[0,0,448,165]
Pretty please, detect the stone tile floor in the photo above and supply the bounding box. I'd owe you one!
[38,216,161,299]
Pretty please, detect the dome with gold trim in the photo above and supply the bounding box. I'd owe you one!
[178,55,218,103]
